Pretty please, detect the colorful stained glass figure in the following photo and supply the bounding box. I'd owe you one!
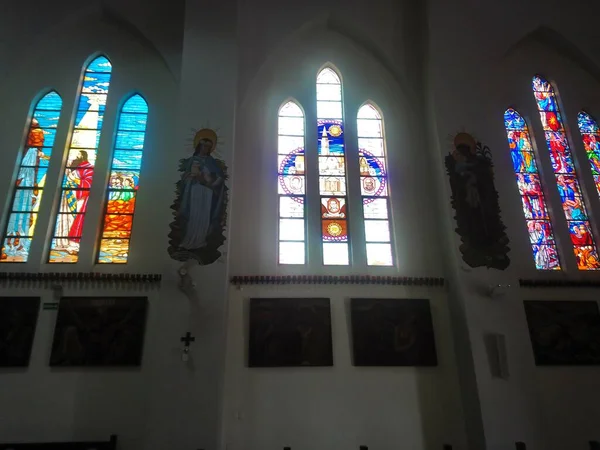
[577,112,600,207]
[1,91,63,263]
[532,76,600,270]
[49,55,112,263]
[504,107,560,270]
[318,66,350,265]
[97,94,148,263]
[357,103,393,266]
[278,100,306,264]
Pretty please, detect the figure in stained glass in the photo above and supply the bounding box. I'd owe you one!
[445,132,510,270]
[8,120,45,238]
[49,55,112,263]
[2,91,62,263]
[532,76,599,270]
[168,128,229,265]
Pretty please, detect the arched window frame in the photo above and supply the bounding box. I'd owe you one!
[532,75,600,270]
[357,102,394,266]
[317,65,350,266]
[504,107,560,270]
[277,99,306,265]
[1,90,63,263]
[48,54,113,263]
[97,93,149,264]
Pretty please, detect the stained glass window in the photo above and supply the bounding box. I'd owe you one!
[503,108,560,270]
[532,75,600,270]
[278,100,306,264]
[97,94,148,263]
[0,91,63,263]
[49,55,113,263]
[317,67,349,265]
[577,111,600,198]
[357,104,393,266]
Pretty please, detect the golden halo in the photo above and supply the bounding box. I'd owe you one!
[193,128,218,152]
[327,222,342,236]
[328,125,342,137]
[453,132,476,153]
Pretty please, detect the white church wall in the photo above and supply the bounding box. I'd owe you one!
[224,3,463,449]
[229,24,443,278]
[222,284,467,450]
[0,12,188,450]
[428,0,600,448]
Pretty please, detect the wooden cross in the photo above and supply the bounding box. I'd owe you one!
[181,332,195,347]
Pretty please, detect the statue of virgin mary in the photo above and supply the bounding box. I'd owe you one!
[168,128,228,264]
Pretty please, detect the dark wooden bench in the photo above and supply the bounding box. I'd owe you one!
[0,434,117,450]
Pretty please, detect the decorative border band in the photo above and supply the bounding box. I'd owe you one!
[519,278,600,288]
[230,275,445,287]
[0,272,161,284]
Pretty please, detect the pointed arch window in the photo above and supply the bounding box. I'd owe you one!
[504,108,560,270]
[532,75,600,270]
[577,111,600,198]
[317,67,349,265]
[357,103,393,266]
[49,55,113,263]
[1,91,63,263]
[278,101,306,264]
[97,94,148,263]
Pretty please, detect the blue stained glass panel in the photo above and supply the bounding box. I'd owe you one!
[115,131,146,149]
[118,113,148,131]
[29,147,53,166]
[317,120,344,155]
[511,151,537,173]
[112,150,143,170]
[86,56,112,73]
[504,107,561,270]
[34,111,61,128]
[82,73,112,93]
[122,95,149,113]
[49,55,112,264]
[17,167,48,187]
[36,91,63,110]
[2,91,63,263]
[578,111,599,134]
[504,108,527,128]
[98,94,148,264]
[77,93,108,114]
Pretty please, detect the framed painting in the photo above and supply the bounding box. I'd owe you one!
[351,298,438,366]
[524,300,600,365]
[249,298,333,367]
[0,297,40,367]
[50,297,148,367]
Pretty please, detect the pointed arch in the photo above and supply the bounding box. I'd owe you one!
[278,99,306,264]
[503,108,560,270]
[532,75,599,270]
[49,54,113,263]
[357,102,393,266]
[317,64,349,265]
[1,90,63,263]
[577,111,600,198]
[97,93,148,263]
